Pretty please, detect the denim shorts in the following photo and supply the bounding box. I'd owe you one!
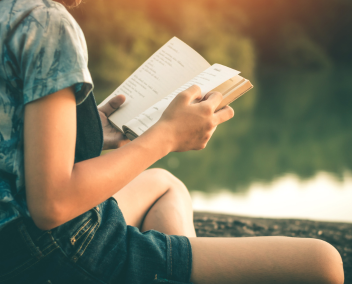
[0,198,193,284]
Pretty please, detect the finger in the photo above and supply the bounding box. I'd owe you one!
[213,106,235,125]
[200,91,223,112]
[176,85,202,105]
[99,95,126,117]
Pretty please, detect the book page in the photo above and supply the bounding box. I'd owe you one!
[123,64,240,138]
[99,37,210,130]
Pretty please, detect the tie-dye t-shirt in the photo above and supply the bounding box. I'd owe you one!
[0,0,102,230]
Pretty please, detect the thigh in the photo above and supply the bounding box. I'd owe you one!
[112,168,171,228]
[188,236,344,284]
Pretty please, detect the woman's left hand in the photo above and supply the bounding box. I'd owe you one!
[98,95,130,150]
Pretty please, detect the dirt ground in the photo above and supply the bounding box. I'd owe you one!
[194,212,352,283]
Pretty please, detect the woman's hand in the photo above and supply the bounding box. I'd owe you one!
[23,86,232,230]
[98,95,130,150]
[156,85,234,152]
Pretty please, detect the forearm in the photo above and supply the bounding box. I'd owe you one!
[30,123,172,230]
[25,86,232,230]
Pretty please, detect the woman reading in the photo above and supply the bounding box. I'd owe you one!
[0,0,344,283]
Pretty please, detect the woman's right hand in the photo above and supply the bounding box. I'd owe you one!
[156,85,235,152]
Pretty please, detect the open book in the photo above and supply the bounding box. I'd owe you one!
[99,37,253,141]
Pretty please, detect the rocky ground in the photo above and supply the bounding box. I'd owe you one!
[194,212,352,283]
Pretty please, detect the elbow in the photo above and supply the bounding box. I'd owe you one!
[28,200,66,231]
[32,216,61,231]
[26,178,72,230]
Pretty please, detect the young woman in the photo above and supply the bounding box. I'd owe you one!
[0,0,344,283]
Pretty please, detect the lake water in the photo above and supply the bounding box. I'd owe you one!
[153,67,352,223]
[191,171,352,223]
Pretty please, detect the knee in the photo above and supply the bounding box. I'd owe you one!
[146,168,186,190]
[146,168,192,206]
[307,239,344,284]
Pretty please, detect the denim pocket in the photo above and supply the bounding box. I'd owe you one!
[70,218,94,246]
[69,208,101,263]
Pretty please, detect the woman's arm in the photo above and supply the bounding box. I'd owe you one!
[24,85,233,230]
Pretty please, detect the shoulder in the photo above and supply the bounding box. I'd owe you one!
[5,0,87,66]
[5,0,80,36]
[2,0,91,105]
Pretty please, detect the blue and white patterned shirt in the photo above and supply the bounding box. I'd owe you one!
[0,0,103,230]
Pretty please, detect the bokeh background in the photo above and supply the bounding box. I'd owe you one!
[70,0,352,222]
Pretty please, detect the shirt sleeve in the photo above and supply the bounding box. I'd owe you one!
[6,4,93,105]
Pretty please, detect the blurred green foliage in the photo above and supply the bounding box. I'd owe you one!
[71,0,352,192]
[71,0,256,101]
[163,68,352,192]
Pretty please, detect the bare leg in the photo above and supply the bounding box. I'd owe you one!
[113,168,196,237]
[189,236,344,284]
[112,170,344,283]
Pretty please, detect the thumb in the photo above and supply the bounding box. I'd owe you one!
[201,91,223,112]
[176,85,202,105]
[99,95,126,117]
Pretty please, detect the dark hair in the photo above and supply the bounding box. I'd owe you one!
[56,0,82,8]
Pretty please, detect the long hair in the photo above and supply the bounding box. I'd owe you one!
[56,0,82,8]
